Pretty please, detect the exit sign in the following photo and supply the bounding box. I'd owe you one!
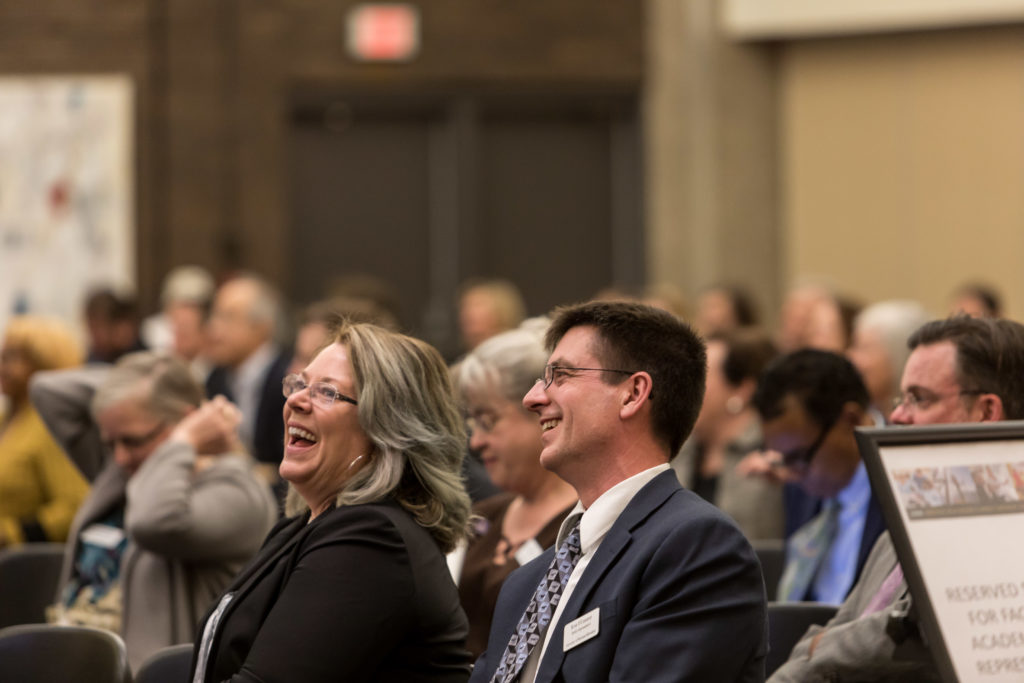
[346,4,420,63]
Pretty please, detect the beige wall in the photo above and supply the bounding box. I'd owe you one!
[646,0,781,323]
[781,25,1024,319]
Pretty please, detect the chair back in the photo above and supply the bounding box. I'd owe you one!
[752,539,784,602]
[0,623,131,683]
[766,601,839,676]
[136,642,196,683]
[0,543,66,628]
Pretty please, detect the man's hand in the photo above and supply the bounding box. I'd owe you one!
[735,449,801,486]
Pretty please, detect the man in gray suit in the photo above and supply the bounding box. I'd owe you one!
[770,315,1024,682]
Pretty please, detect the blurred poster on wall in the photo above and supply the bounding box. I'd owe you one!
[0,75,134,340]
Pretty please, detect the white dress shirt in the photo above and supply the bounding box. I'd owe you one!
[518,463,671,683]
[228,342,277,452]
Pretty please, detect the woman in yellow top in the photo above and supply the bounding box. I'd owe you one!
[0,316,89,547]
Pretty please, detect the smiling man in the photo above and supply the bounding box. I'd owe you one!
[770,316,1024,682]
[469,301,766,683]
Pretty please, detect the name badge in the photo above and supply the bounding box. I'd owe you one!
[563,607,600,652]
[80,524,126,549]
[514,539,544,566]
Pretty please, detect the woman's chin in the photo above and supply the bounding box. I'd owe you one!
[279,459,313,486]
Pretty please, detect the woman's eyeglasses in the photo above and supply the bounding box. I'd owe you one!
[102,422,166,452]
[282,374,358,407]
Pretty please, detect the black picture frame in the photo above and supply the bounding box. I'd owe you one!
[856,421,1024,683]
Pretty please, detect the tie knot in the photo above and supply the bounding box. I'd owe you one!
[558,513,583,547]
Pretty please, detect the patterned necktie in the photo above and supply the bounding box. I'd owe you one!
[777,499,840,602]
[489,515,583,683]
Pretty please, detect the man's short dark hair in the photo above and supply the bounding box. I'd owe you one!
[753,349,870,428]
[84,288,139,323]
[546,301,706,455]
[908,316,1024,419]
[955,283,1003,318]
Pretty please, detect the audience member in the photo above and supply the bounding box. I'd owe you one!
[470,301,766,683]
[776,282,836,352]
[694,283,759,336]
[949,281,1003,319]
[453,319,577,658]
[324,272,405,330]
[846,299,931,415]
[745,350,886,604]
[161,265,216,382]
[672,328,783,540]
[35,352,277,672]
[770,316,1024,682]
[458,278,526,352]
[205,273,291,473]
[641,282,690,320]
[83,287,147,363]
[288,295,400,377]
[141,265,216,363]
[0,316,89,546]
[806,294,861,353]
[190,322,472,682]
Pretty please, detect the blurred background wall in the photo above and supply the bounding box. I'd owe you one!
[2,0,1023,346]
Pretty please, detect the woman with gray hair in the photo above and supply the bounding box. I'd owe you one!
[847,299,932,416]
[34,351,278,672]
[191,321,473,682]
[453,318,577,658]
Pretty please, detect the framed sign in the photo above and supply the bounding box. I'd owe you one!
[856,421,1024,683]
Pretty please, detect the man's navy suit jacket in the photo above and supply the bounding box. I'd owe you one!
[469,470,768,683]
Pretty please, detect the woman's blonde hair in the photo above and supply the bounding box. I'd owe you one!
[286,322,471,552]
[3,316,83,371]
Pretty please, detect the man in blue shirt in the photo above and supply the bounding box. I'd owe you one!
[748,349,887,604]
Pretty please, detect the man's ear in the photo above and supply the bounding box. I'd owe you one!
[620,371,653,419]
[975,393,1005,422]
[839,401,869,428]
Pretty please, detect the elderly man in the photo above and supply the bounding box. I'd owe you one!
[748,350,888,605]
[204,274,290,473]
[770,316,1024,682]
[469,301,766,683]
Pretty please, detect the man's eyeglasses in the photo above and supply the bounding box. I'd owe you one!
[103,422,166,453]
[282,374,359,407]
[778,416,837,469]
[537,364,636,390]
[891,388,989,412]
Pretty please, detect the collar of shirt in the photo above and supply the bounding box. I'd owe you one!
[229,343,277,398]
[556,463,671,558]
[227,342,277,448]
[837,461,871,511]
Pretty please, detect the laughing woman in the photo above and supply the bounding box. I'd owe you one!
[190,322,473,683]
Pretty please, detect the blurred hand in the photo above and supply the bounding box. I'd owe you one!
[170,395,245,456]
[735,449,800,486]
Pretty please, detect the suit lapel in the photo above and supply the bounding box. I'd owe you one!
[534,470,681,683]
